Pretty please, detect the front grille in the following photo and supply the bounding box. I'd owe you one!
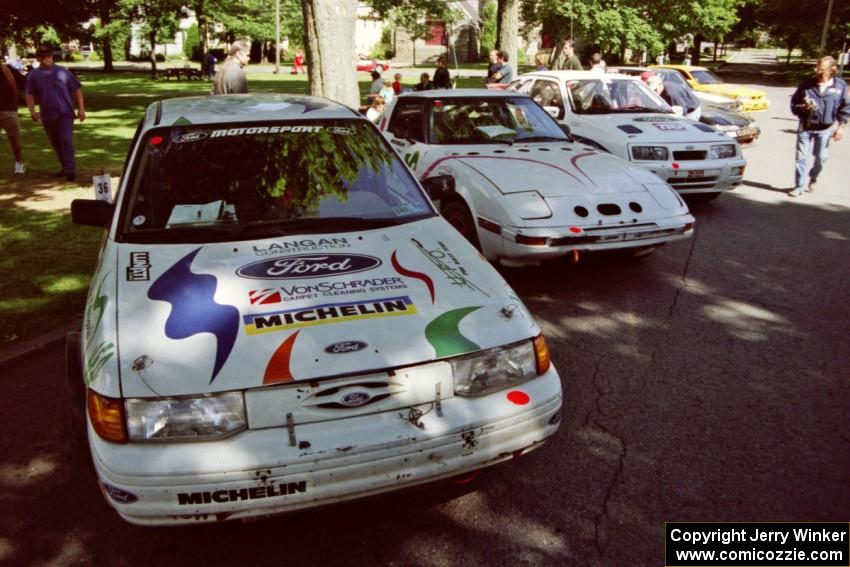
[673,150,707,160]
[548,223,687,246]
[669,176,719,187]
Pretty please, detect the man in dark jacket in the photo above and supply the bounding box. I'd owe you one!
[433,56,451,89]
[788,56,849,196]
[212,41,250,95]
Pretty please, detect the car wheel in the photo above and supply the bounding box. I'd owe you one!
[65,332,89,451]
[441,199,481,251]
[376,64,384,73]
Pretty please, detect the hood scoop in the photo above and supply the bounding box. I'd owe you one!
[617,124,643,134]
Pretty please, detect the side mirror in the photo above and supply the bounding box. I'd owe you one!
[71,199,114,229]
[543,106,563,120]
[422,175,455,201]
[558,123,573,141]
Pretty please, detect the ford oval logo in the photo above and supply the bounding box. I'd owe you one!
[325,341,368,354]
[237,254,382,280]
[340,391,372,407]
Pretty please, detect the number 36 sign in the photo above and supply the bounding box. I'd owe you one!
[92,174,113,204]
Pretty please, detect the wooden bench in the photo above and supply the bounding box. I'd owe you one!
[163,68,204,81]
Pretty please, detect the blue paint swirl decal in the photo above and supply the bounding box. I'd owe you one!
[148,248,239,384]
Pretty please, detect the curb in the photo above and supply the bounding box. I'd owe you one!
[0,318,82,369]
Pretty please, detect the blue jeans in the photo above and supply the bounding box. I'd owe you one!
[794,126,832,189]
[42,114,76,174]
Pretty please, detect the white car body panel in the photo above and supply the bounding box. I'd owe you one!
[380,90,694,266]
[511,71,747,195]
[74,94,562,525]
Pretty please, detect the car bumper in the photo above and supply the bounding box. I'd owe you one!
[89,367,562,525]
[644,158,747,194]
[742,100,769,112]
[495,215,695,266]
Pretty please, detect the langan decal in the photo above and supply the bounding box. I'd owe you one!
[244,296,417,335]
[237,254,382,280]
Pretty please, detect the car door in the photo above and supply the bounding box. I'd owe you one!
[384,98,430,175]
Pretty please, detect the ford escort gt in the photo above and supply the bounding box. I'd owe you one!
[377,89,694,266]
[67,94,562,525]
[510,71,748,199]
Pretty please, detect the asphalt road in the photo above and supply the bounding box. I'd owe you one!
[2,68,849,566]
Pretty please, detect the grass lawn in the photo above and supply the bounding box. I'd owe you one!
[0,70,489,348]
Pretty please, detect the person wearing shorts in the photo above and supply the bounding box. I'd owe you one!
[0,62,24,174]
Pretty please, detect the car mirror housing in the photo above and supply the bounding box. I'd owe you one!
[71,199,114,229]
[422,175,455,201]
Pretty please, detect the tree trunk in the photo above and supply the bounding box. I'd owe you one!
[496,0,518,67]
[692,33,704,66]
[149,30,158,80]
[195,1,208,72]
[301,0,359,108]
[101,7,114,73]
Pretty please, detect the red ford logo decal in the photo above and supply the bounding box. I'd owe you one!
[237,254,382,280]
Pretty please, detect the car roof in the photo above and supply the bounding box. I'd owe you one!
[143,93,361,131]
[518,70,641,81]
[396,88,532,99]
[652,64,708,72]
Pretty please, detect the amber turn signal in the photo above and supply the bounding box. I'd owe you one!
[87,390,128,443]
[533,334,551,376]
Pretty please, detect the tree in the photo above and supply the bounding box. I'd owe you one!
[0,0,89,47]
[367,0,460,66]
[301,0,359,108]
[496,0,518,67]
[121,0,183,79]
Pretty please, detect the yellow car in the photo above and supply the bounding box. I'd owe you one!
[651,65,770,112]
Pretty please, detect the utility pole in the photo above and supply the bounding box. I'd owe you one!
[274,0,281,74]
[819,0,835,56]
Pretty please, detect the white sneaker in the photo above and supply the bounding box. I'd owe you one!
[788,188,803,197]
[14,162,25,174]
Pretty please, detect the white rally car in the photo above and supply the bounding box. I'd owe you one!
[68,94,562,525]
[510,71,747,199]
[377,89,694,266]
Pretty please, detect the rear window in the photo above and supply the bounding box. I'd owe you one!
[120,120,434,243]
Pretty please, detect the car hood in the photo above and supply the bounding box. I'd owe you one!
[446,144,659,197]
[114,217,539,397]
[701,106,752,127]
[578,113,724,144]
[699,83,765,99]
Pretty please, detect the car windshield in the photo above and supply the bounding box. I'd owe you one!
[567,78,671,114]
[691,69,724,85]
[429,96,567,144]
[121,120,434,243]
[654,69,690,89]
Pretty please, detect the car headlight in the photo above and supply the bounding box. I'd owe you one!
[125,391,246,441]
[631,146,669,161]
[709,144,736,159]
[451,338,547,397]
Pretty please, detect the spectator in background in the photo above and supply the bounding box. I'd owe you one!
[553,40,582,70]
[0,61,25,174]
[369,71,384,94]
[392,73,403,95]
[212,41,250,94]
[366,95,385,122]
[589,52,606,72]
[206,53,216,80]
[292,49,306,74]
[414,73,433,91]
[485,49,501,84]
[25,46,85,181]
[788,56,849,197]
[433,56,452,89]
[378,81,395,105]
[493,51,513,84]
[534,52,548,71]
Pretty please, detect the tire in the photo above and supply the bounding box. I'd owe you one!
[65,332,89,451]
[375,64,384,73]
[441,199,481,251]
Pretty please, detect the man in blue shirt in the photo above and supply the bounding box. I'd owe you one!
[25,46,86,181]
[788,56,849,196]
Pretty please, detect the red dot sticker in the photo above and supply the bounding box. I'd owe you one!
[672,162,680,170]
[507,391,530,405]
[569,226,582,234]
[150,135,164,145]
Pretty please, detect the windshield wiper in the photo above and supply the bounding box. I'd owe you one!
[518,136,568,143]
[615,106,670,113]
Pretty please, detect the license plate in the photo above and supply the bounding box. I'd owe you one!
[688,169,705,177]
